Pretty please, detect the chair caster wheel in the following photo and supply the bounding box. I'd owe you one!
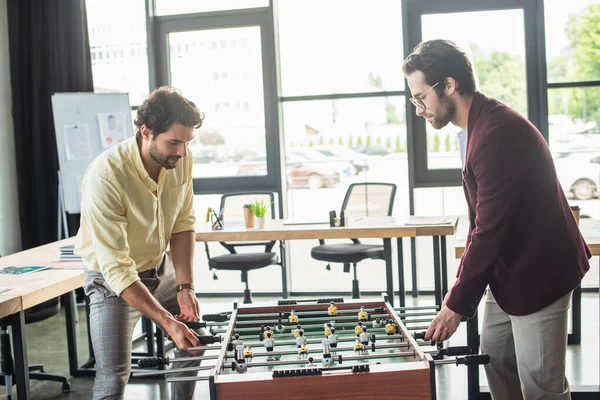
[62,382,71,393]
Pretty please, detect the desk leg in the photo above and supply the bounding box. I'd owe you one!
[433,236,442,307]
[62,292,79,376]
[441,236,448,299]
[280,240,289,299]
[411,237,418,297]
[568,285,581,345]
[11,310,30,400]
[467,310,481,400]
[396,237,405,308]
[383,238,394,307]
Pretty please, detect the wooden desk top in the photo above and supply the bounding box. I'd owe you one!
[0,237,83,310]
[0,294,22,319]
[455,217,600,258]
[196,216,458,242]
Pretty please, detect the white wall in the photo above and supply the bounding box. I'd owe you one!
[0,0,21,255]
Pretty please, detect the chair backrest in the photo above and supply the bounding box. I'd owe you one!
[341,182,397,219]
[219,191,277,221]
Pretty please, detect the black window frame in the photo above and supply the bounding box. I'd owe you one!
[402,0,548,188]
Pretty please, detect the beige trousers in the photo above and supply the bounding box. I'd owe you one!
[480,289,572,400]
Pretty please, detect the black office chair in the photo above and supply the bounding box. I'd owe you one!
[0,297,70,399]
[204,192,281,304]
[311,182,397,299]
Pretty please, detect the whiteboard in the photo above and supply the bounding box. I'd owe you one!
[51,93,134,214]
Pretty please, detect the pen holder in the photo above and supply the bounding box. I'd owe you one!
[211,213,224,230]
[329,210,337,227]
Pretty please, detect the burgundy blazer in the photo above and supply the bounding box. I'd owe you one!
[446,92,591,317]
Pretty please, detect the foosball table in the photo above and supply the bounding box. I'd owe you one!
[133,295,489,399]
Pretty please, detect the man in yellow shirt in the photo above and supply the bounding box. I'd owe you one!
[76,87,204,400]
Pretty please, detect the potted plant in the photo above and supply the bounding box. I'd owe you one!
[250,199,269,229]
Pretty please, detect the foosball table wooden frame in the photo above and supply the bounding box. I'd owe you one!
[134,294,488,400]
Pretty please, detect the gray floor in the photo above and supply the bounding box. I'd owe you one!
[1,293,598,400]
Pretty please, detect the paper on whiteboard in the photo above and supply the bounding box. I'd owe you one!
[98,112,127,148]
[63,125,92,161]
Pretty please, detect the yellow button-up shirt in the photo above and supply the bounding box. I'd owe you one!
[75,137,196,296]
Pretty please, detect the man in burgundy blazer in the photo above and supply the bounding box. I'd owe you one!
[403,40,590,400]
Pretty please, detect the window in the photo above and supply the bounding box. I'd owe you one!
[277,0,404,96]
[155,0,268,16]
[86,0,149,106]
[545,1,600,290]
[276,0,408,293]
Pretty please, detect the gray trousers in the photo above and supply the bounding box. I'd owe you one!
[480,289,572,400]
[84,253,202,400]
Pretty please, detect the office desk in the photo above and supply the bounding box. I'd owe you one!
[0,237,82,400]
[196,216,458,307]
[454,217,600,258]
[0,293,21,319]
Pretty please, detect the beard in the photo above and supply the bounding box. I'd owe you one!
[149,141,181,170]
[428,94,456,130]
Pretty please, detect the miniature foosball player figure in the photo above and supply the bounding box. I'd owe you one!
[372,318,382,328]
[359,327,370,351]
[354,339,365,354]
[263,331,276,361]
[306,356,317,368]
[328,328,339,348]
[354,321,364,336]
[324,322,333,337]
[234,344,247,373]
[298,342,309,359]
[321,338,333,367]
[295,330,307,347]
[328,301,337,316]
[385,319,397,335]
[243,345,253,362]
[358,306,368,321]
[262,326,275,340]
[275,323,285,334]
[293,324,304,338]
[232,333,244,348]
[288,309,299,324]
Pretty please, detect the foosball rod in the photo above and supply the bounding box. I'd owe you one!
[232,312,437,328]
[238,333,409,348]
[233,313,390,326]
[244,350,417,368]
[231,313,391,328]
[223,319,430,335]
[239,342,414,358]
[223,320,432,337]
[204,305,440,322]
[132,365,214,378]
[167,376,210,383]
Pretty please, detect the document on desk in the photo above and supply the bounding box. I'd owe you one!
[0,266,51,275]
[404,216,453,226]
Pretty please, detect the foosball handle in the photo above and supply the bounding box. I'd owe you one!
[440,346,472,357]
[198,335,222,345]
[413,331,426,340]
[456,354,490,366]
[184,321,207,329]
[203,313,229,322]
[138,357,169,368]
[316,297,344,304]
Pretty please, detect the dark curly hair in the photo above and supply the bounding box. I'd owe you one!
[134,86,203,139]
[402,39,476,96]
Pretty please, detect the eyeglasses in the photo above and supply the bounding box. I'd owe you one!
[409,82,439,110]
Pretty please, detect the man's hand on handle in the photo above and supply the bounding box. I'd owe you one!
[425,305,463,343]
